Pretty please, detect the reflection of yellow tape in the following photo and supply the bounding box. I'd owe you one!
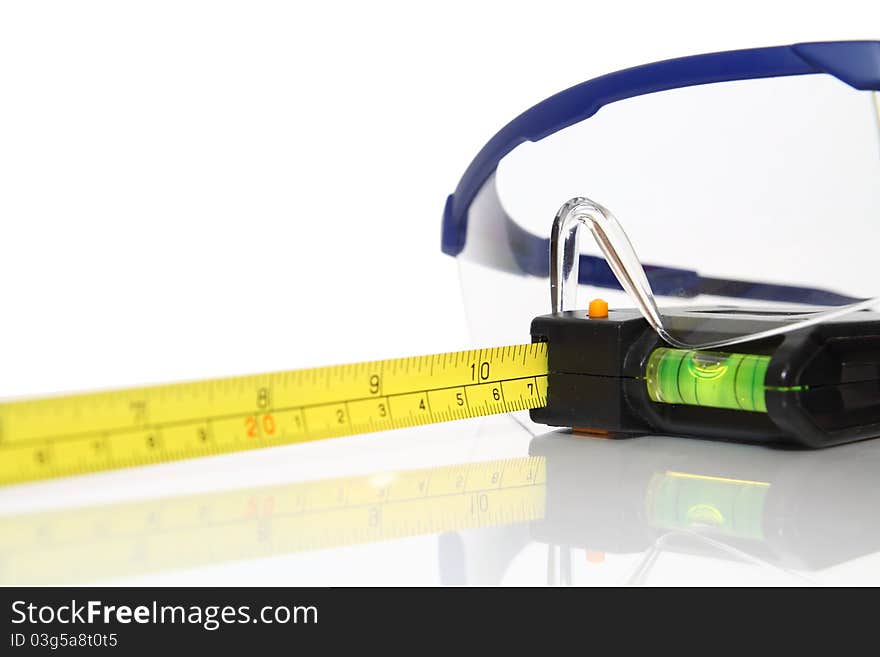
[0,456,546,584]
[0,343,548,486]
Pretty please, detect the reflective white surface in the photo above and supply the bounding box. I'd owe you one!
[2,412,878,586]
[3,1,880,588]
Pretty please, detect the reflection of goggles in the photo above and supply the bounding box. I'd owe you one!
[441,41,880,348]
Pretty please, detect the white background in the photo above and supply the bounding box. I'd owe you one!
[1,1,879,586]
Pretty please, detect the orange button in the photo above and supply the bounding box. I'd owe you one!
[588,298,608,318]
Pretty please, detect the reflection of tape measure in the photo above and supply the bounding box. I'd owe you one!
[0,344,548,486]
[0,456,547,584]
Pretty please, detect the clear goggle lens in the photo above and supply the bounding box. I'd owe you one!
[457,75,880,346]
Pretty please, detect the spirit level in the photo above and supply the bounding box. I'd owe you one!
[531,306,880,447]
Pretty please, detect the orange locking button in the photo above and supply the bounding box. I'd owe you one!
[588,298,608,319]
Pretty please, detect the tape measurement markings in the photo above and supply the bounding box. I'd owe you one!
[0,343,549,486]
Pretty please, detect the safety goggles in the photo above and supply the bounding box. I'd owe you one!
[443,41,880,347]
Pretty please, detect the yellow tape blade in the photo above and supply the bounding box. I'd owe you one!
[0,343,548,486]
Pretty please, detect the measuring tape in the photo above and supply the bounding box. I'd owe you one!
[0,343,548,486]
[0,456,547,584]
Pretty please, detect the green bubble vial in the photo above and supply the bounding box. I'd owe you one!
[645,348,771,413]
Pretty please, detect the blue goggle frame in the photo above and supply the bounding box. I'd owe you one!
[442,41,880,305]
